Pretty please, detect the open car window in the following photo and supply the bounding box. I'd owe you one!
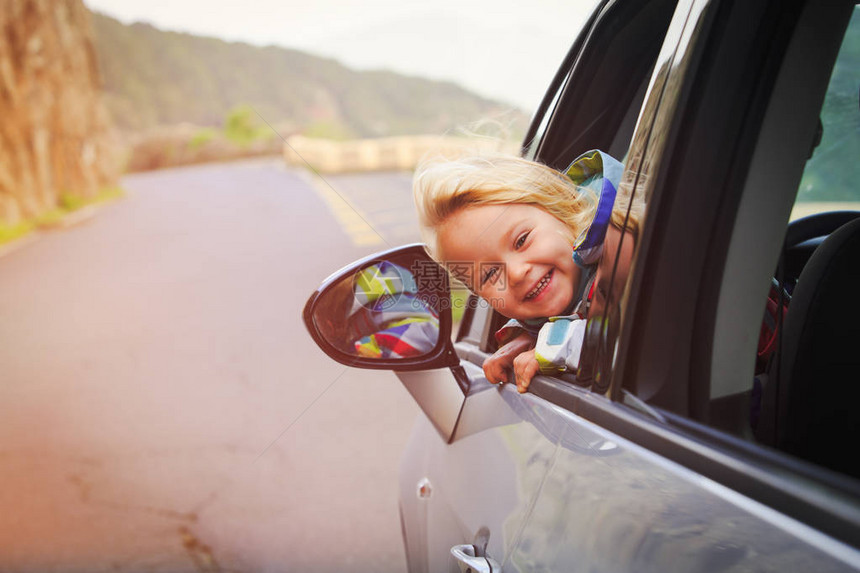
[475,0,678,359]
[531,0,677,171]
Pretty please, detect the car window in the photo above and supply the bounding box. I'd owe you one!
[792,7,860,220]
[674,4,860,479]
[532,0,677,171]
[744,6,860,476]
[473,0,678,359]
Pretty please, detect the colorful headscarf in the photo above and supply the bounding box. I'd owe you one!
[566,149,623,267]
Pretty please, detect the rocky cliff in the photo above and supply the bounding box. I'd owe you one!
[0,0,118,225]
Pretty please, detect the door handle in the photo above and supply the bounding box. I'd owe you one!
[450,544,502,573]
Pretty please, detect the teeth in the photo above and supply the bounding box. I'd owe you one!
[526,272,551,299]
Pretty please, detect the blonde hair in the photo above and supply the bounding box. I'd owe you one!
[414,152,608,260]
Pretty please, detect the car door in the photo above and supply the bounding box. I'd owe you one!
[399,0,860,572]
[393,1,680,571]
[488,0,860,571]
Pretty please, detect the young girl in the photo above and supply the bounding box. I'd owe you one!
[413,149,636,393]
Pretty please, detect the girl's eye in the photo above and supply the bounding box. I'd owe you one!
[515,231,530,249]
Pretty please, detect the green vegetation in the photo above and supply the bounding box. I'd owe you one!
[89,12,527,138]
[223,105,272,146]
[33,209,67,228]
[188,127,218,150]
[0,221,34,245]
[797,8,860,203]
[86,186,125,206]
[0,187,125,246]
[451,288,470,324]
[58,192,87,212]
[186,107,273,153]
[53,187,124,220]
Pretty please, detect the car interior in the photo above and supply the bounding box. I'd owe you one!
[750,63,860,477]
[755,212,860,478]
[692,4,860,481]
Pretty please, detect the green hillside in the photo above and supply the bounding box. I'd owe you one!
[90,12,525,138]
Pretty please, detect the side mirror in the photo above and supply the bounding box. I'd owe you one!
[302,244,460,371]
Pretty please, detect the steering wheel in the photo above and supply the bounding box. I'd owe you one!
[778,210,860,283]
[784,210,860,248]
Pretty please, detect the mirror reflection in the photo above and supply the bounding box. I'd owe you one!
[313,258,441,359]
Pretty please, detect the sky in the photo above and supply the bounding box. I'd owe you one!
[82,0,598,114]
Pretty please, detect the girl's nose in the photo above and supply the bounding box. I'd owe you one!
[507,258,531,286]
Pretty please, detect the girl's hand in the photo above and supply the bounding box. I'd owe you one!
[483,333,535,385]
[513,348,540,393]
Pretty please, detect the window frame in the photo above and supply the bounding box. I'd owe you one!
[610,0,860,548]
[528,0,678,171]
[465,0,681,358]
[458,0,860,551]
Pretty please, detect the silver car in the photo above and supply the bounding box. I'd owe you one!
[304,0,860,570]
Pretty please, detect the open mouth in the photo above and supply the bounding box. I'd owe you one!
[524,269,553,300]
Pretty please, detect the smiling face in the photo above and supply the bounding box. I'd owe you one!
[437,204,580,321]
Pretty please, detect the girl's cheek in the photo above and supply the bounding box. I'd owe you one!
[484,282,508,300]
[556,227,577,245]
[486,295,507,314]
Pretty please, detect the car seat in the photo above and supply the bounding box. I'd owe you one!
[759,217,860,478]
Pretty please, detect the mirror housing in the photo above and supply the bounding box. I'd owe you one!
[302,244,461,372]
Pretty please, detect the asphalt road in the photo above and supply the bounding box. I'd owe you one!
[0,158,424,573]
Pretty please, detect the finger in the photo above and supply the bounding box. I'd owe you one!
[483,359,507,384]
[487,368,505,385]
[515,361,539,394]
[482,361,494,382]
[496,369,508,384]
[512,353,532,376]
